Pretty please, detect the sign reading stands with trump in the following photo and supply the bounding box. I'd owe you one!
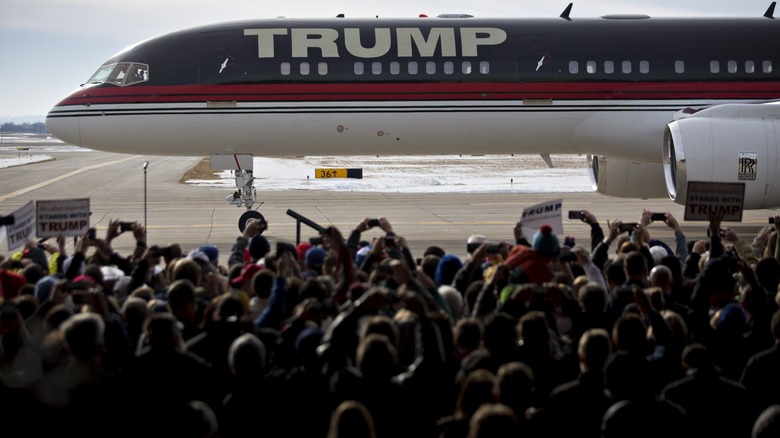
[36,198,91,238]
[520,198,564,237]
[684,181,745,222]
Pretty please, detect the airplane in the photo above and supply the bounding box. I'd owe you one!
[45,3,780,230]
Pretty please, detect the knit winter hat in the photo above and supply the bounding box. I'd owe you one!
[35,275,59,304]
[435,254,463,286]
[305,247,326,268]
[532,224,560,257]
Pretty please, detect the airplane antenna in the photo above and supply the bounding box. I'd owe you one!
[764,2,776,18]
[560,3,573,21]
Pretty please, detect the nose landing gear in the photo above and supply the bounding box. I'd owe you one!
[212,155,266,233]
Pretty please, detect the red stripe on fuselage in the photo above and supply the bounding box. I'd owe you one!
[56,81,780,106]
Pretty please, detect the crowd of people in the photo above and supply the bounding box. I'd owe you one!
[1,209,780,437]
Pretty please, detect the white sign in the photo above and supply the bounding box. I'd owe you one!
[36,198,91,238]
[520,198,564,237]
[4,201,37,251]
[684,181,745,222]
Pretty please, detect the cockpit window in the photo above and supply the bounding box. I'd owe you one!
[106,63,131,85]
[85,62,149,86]
[87,65,115,84]
[125,64,149,85]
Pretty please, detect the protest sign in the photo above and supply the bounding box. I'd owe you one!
[36,198,91,237]
[4,201,36,251]
[684,182,745,222]
[520,198,564,237]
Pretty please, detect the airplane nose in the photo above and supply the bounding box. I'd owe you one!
[45,110,81,146]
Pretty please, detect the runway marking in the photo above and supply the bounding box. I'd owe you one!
[0,155,140,202]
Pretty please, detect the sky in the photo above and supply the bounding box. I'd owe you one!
[0,0,772,121]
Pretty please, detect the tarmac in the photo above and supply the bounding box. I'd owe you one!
[0,148,776,267]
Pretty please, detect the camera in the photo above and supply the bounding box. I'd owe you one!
[486,243,501,253]
[367,218,381,228]
[309,236,324,246]
[87,228,97,240]
[771,217,776,224]
[650,212,667,221]
[568,210,583,220]
[0,215,15,226]
[120,221,134,231]
[619,222,638,233]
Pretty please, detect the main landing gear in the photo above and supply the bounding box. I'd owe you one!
[213,155,266,233]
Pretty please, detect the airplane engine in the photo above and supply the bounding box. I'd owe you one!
[587,155,669,199]
[664,115,780,209]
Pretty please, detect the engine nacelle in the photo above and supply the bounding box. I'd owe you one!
[588,155,669,199]
[664,105,780,209]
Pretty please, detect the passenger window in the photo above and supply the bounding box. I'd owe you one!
[675,60,685,74]
[354,62,364,75]
[444,62,454,75]
[390,62,400,75]
[763,60,773,73]
[639,61,649,74]
[318,62,327,75]
[745,61,755,74]
[586,61,596,74]
[372,62,382,75]
[621,61,631,74]
[480,61,490,74]
[408,61,418,74]
[604,61,614,74]
[710,61,720,73]
[300,62,310,75]
[728,60,737,74]
[569,61,579,74]
[426,62,436,74]
[462,61,472,74]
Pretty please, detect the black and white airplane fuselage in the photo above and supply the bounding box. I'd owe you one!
[46,11,780,212]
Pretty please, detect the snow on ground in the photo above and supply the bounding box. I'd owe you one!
[0,134,85,168]
[188,155,593,193]
[0,135,593,193]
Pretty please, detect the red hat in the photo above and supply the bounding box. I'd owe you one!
[0,269,28,299]
[296,242,312,261]
[230,263,264,286]
[65,275,96,292]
